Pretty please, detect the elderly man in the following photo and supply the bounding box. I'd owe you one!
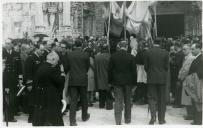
[178,44,195,120]
[109,40,137,125]
[188,43,203,125]
[32,51,65,126]
[144,39,169,125]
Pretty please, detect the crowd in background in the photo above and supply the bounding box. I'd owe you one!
[2,34,202,126]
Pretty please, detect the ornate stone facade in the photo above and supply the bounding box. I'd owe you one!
[2,1,202,41]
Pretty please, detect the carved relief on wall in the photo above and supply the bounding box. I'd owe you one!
[42,2,63,38]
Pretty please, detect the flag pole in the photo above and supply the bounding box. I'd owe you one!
[154,4,157,37]
[123,1,127,41]
[107,2,111,53]
[82,2,84,38]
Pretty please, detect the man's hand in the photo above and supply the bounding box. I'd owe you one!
[27,86,32,92]
[60,64,65,72]
[5,88,10,94]
[18,80,23,86]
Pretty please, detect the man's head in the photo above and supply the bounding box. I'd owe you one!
[182,44,191,56]
[174,43,182,52]
[153,38,162,46]
[46,51,59,67]
[191,43,202,56]
[4,39,13,50]
[74,39,82,48]
[60,42,67,55]
[34,44,45,56]
[117,40,128,50]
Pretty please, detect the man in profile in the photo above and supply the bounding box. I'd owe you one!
[144,39,169,125]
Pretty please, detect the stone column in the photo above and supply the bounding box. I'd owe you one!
[35,3,45,33]
[63,2,71,26]
[59,2,72,38]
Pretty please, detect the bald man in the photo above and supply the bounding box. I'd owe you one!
[32,52,65,126]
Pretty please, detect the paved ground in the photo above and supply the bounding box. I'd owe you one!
[3,102,197,127]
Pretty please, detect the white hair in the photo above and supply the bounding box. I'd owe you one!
[46,51,59,63]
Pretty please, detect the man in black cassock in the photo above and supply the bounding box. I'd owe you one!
[32,51,65,126]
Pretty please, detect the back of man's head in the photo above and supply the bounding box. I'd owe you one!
[74,39,82,47]
[117,40,128,50]
[153,38,161,45]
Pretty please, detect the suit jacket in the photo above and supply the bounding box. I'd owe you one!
[25,53,43,83]
[66,48,90,86]
[144,46,169,85]
[108,49,137,86]
[94,52,111,90]
[3,49,22,89]
[189,53,203,79]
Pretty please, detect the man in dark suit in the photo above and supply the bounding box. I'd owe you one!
[94,44,113,109]
[24,44,44,123]
[173,43,185,108]
[3,39,22,122]
[66,39,90,126]
[144,39,169,125]
[188,42,203,125]
[109,40,137,125]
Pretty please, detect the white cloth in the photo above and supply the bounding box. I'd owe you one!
[111,2,124,21]
[137,64,147,83]
[130,38,138,50]
[126,1,156,38]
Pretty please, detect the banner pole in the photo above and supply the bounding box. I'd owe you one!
[107,2,111,53]
[123,1,127,41]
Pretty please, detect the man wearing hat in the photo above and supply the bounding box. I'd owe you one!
[144,39,169,124]
[109,40,137,125]
[3,39,23,122]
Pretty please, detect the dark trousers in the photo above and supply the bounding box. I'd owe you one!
[192,100,202,124]
[186,105,194,118]
[114,85,132,124]
[3,72,18,121]
[133,83,147,103]
[3,90,17,121]
[147,84,166,122]
[99,89,113,109]
[174,81,182,106]
[69,86,88,124]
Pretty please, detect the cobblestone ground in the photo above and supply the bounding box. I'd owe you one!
[3,102,199,127]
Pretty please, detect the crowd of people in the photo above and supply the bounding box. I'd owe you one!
[2,34,202,126]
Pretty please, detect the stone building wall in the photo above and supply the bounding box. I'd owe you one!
[156,1,202,36]
[2,1,202,41]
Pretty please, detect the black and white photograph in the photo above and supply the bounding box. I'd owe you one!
[1,0,202,127]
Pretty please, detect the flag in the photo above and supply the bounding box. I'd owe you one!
[126,1,156,39]
[109,2,124,37]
